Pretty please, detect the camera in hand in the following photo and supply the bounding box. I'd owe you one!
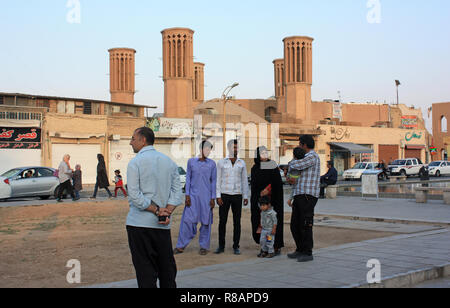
[158,216,169,222]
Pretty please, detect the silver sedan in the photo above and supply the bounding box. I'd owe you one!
[0,167,61,201]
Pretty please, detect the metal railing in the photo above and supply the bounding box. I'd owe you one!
[0,111,42,121]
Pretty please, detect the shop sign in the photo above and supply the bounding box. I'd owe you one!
[405,131,422,142]
[401,116,418,128]
[0,127,41,149]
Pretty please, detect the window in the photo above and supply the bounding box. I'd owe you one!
[83,102,92,114]
[442,116,448,133]
[0,96,3,105]
[406,160,412,166]
[37,168,54,177]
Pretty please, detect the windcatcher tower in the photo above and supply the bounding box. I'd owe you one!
[283,36,313,123]
[193,62,205,108]
[161,28,195,118]
[273,58,285,114]
[109,48,136,104]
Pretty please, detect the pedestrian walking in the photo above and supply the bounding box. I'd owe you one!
[113,170,127,198]
[126,127,183,288]
[215,139,249,255]
[257,196,278,259]
[72,164,82,200]
[90,154,113,199]
[287,135,321,263]
[57,154,78,202]
[174,140,217,256]
[250,146,284,255]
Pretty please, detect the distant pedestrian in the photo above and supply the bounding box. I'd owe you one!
[90,154,113,199]
[287,135,321,263]
[319,161,338,199]
[113,170,127,198]
[73,164,83,200]
[126,127,183,288]
[257,196,277,259]
[215,139,249,255]
[250,146,284,255]
[175,141,217,256]
[57,154,78,202]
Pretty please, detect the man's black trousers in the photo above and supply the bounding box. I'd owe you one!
[126,226,177,288]
[290,194,318,256]
[57,180,75,200]
[218,194,243,250]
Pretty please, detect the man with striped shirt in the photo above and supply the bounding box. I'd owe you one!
[287,135,321,262]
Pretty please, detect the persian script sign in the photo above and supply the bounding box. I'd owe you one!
[0,127,41,149]
[401,116,418,128]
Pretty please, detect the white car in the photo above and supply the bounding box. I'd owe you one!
[388,158,425,177]
[178,167,187,191]
[343,162,379,181]
[0,167,60,201]
[428,161,450,177]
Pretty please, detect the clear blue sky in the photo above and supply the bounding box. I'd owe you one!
[1,0,450,130]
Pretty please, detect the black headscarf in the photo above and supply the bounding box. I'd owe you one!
[250,146,284,249]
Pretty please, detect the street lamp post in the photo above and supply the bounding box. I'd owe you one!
[395,80,401,105]
[221,82,239,157]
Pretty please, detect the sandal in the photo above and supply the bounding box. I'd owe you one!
[199,249,208,256]
[173,248,184,255]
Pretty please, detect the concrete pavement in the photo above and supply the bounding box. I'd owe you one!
[89,229,450,288]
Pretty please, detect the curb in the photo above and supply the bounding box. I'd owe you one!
[344,263,450,288]
[315,213,450,227]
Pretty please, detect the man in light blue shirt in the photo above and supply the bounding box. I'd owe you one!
[126,127,183,288]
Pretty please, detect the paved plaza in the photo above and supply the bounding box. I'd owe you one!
[88,194,450,288]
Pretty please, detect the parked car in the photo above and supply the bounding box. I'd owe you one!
[178,167,187,192]
[0,167,60,201]
[428,161,450,177]
[388,158,426,177]
[343,162,381,181]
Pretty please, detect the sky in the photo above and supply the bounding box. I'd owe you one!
[1,0,450,131]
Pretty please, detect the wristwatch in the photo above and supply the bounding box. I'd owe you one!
[154,204,160,216]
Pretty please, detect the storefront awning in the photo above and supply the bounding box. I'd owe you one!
[329,142,374,155]
[405,144,425,150]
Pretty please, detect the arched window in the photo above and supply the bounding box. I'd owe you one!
[442,116,448,133]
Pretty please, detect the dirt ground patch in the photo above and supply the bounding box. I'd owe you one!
[0,200,396,288]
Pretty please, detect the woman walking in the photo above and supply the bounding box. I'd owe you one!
[250,146,284,255]
[90,154,113,199]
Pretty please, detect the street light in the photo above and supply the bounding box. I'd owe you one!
[222,82,239,157]
[395,80,401,105]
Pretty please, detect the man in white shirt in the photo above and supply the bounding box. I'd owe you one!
[215,139,249,255]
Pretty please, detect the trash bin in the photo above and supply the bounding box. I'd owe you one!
[362,170,379,199]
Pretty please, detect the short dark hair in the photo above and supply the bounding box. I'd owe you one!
[114,170,121,174]
[293,147,306,160]
[227,139,238,149]
[136,127,155,145]
[327,161,334,167]
[259,196,271,206]
[299,135,315,149]
[200,140,213,150]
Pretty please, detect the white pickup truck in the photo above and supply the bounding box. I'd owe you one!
[388,158,426,177]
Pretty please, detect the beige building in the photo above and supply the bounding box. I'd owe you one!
[0,92,150,184]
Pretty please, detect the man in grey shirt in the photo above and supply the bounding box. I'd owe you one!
[57,154,78,202]
[126,127,183,288]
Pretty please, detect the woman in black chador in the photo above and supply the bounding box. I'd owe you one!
[250,146,284,255]
[91,154,113,199]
